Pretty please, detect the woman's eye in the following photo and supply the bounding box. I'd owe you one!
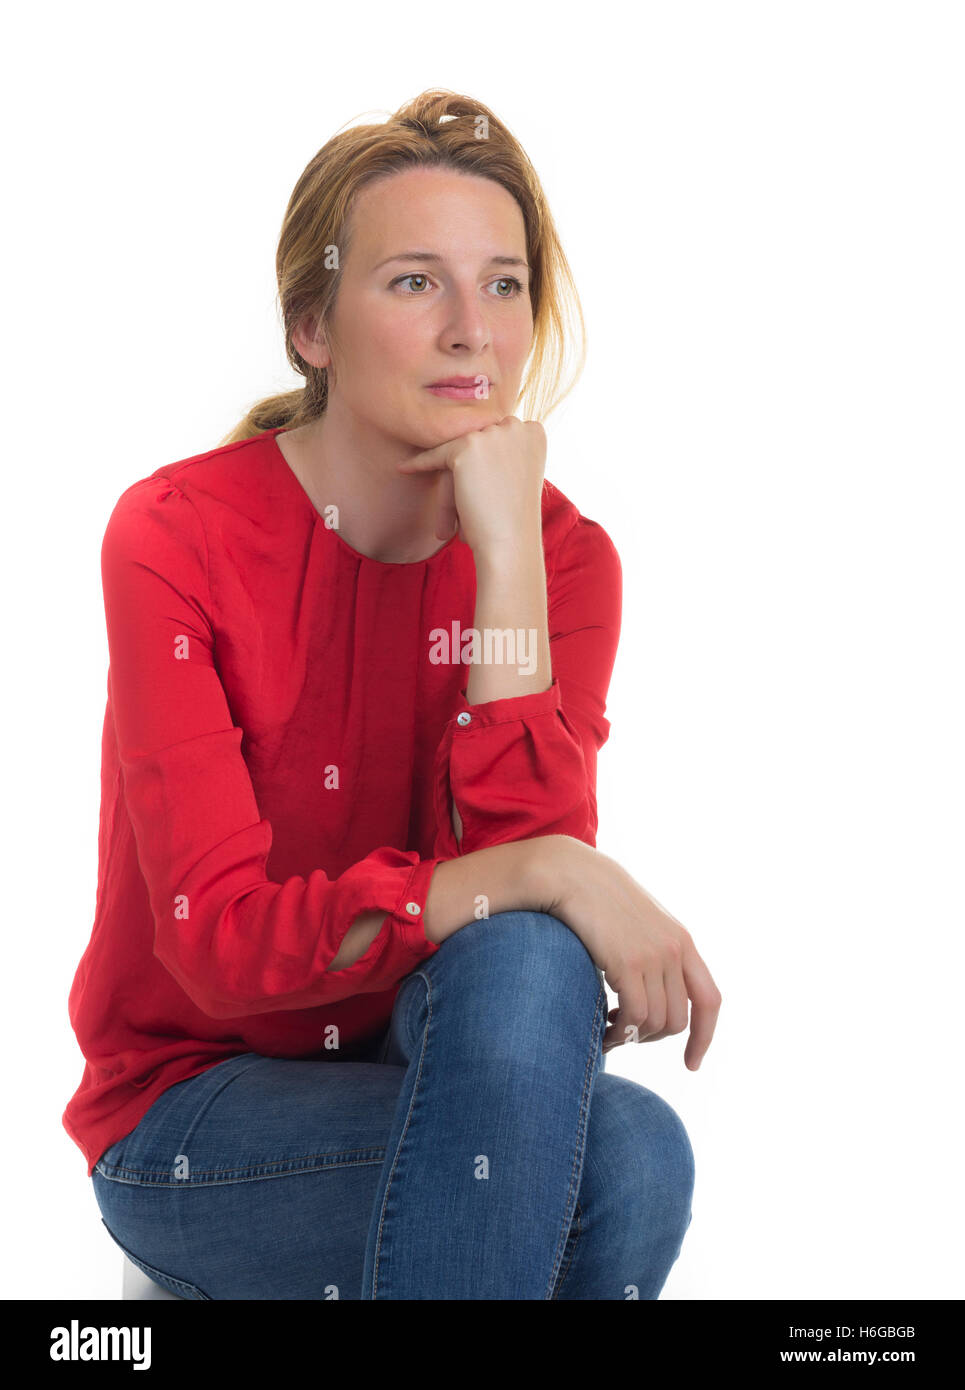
[395,273,431,293]
[391,274,525,297]
[491,277,525,297]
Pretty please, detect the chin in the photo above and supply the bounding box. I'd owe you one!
[436,407,501,435]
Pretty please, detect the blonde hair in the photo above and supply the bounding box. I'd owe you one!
[219,88,586,446]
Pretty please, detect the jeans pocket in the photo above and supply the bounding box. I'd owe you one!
[99,1216,212,1301]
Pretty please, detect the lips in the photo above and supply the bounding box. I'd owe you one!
[428,376,484,387]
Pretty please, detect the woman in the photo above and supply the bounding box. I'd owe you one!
[64,89,721,1300]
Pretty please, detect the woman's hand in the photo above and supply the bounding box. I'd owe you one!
[396,416,546,558]
[536,836,722,1070]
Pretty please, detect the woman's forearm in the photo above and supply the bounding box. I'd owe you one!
[448,541,551,847]
[328,837,561,972]
[422,836,558,944]
[465,541,553,706]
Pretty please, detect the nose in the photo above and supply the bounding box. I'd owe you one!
[441,286,491,353]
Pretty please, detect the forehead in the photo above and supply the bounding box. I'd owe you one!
[349,167,527,259]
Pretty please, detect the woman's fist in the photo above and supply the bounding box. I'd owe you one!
[396,416,546,558]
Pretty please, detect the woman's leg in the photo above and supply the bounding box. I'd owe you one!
[90,1047,411,1300]
[90,912,695,1300]
[551,1071,696,1300]
[362,908,611,1299]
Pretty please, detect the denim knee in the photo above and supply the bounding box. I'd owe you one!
[415,909,606,1058]
[428,909,602,994]
[593,1074,696,1217]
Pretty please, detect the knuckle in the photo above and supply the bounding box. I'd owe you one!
[630,947,658,970]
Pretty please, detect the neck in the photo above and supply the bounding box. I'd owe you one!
[282,401,449,563]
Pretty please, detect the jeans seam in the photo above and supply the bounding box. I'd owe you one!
[552,1199,583,1300]
[93,1148,388,1186]
[543,969,607,1299]
[100,1218,211,1300]
[369,969,433,1298]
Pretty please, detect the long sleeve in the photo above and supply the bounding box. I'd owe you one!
[431,515,622,857]
[102,478,443,1022]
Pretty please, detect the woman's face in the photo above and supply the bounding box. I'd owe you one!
[316,166,535,447]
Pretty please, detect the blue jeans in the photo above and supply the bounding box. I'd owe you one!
[91,910,695,1299]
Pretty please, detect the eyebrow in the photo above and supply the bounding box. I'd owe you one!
[374,251,530,272]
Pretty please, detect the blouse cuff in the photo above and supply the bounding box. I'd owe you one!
[450,675,562,727]
[395,853,446,955]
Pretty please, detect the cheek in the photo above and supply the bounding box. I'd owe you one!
[367,319,424,380]
[501,309,534,353]
[493,330,532,378]
[342,297,414,364]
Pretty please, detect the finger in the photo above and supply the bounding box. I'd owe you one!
[682,945,722,1070]
[396,444,451,473]
[637,962,690,1046]
[639,965,667,1040]
[664,961,690,1037]
[434,470,459,541]
[602,972,648,1052]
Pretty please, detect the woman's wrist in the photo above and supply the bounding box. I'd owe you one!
[422,835,564,945]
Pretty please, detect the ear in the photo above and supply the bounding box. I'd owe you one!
[292,312,332,371]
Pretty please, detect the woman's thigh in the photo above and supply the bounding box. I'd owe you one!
[91,1049,406,1300]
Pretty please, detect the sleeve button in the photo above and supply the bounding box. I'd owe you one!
[405,901,421,915]
[457,712,472,726]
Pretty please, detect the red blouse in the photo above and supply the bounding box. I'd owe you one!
[63,426,622,1175]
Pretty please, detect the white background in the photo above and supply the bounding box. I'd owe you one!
[3,0,962,1301]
